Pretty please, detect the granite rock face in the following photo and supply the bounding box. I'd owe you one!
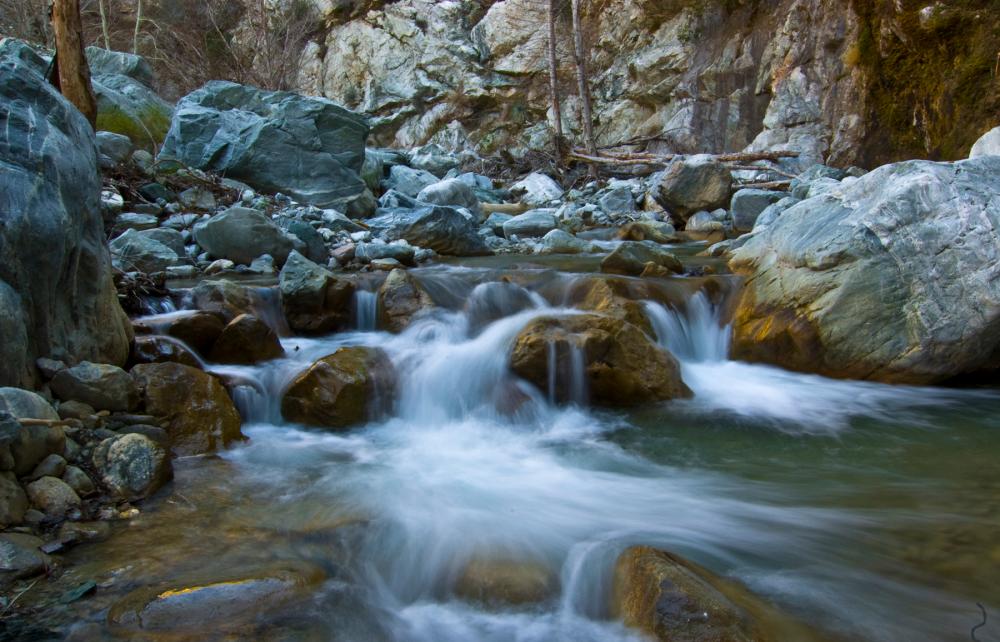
[0,40,132,388]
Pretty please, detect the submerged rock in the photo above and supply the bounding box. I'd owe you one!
[281,347,395,429]
[731,157,1000,383]
[510,314,690,405]
[131,363,243,454]
[377,269,435,333]
[279,251,355,334]
[0,533,51,581]
[455,558,557,607]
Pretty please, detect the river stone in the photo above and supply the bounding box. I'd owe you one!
[97,131,134,164]
[159,81,369,210]
[384,165,438,198]
[279,251,355,334]
[50,362,139,412]
[510,173,564,207]
[87,46,155,85]
[569,277,654,336]
[355,242,417,266]
[193,207,295,266]
[0,40,132,388]
[367,206,490,256]
[92,433,172,501]
[0,390,65,476]
[598,186,638,216]
[416,178,482,217]
[0,473,27,527]
[0,388,59,422]
[62,465,96,497]
[652,156,733,220]
[730,157,1000,383]
[131,363,243,455]
[190,280,257,322]
[618,220,678,244]
[455,558,557,606]
[969,126,1000,158]
[281,347,395,429]
[25,476,80,518]
[686,210,726,233]
[601,241,683,277]
[164,312,226,355]
[57,400,94,420]
[510,314,691,406]
[612,546,819,642]
[502,209,558,239]
[28,454,66,481]
[0,533,51,580]
[538,229,598,254]
[730,189,785,233]
[107,564,325,635]
[130,335,203,369]
[278,219,328,264]
[484,212,513,235]
[109,228,179,274]
[377,269,435,333]
[208,314,285,365]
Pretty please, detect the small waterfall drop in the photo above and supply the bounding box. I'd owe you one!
[643,292,730,363]
[354,289,379,331]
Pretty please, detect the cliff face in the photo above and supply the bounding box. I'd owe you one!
[297,0,998,166]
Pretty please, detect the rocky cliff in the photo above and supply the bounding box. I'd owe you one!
[297,0,998,167]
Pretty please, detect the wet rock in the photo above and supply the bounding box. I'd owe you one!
[208,314,285,365]
[612,546,819,642]
[92,433,172,501]
[164,311,226,355]
[28,454,66,481]
[50,362,139,412]
[417,178,482,216]
[57,520,111,545]
[570,277,654,336]
[281,347,395,430]
[601,242,683,277]
[455,558,557,606]
[279,251,356,334]
[510,314,690,405]
[652,156,733,220]
[130,335,203,369]
[190,280,257,322]
[377,269,435,333]
[367,205,491,256]
[0,473,28,526]
[731,157,1000,383]
[62,465,96,497]
[0,533,51,580]
[193,207,296,266]
[107,564,325,635]
[131,363,243,455]
[510,173,564,207]
[25,476,81,518]
[159,81,368,210]
[538,229,598,254]
[617,220,678,244]
[730,188,785,233]
[502,209,558,239]
[109,228,179,274]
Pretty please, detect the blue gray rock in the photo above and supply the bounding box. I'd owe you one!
[96,131,134,164]
[510,173,564,207]
[651,155,733,219]
[159,81,369,210]
[367,206,490,256]
[193,207,295,266]
[109,229,179,274]
[970,127,1000,158]
[0,40,132,388]
[730,188,785,232]
[384,165,438,198]
[502,209,558,239]
[417,178,482,217]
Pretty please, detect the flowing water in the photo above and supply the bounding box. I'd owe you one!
[28,262,1000,642]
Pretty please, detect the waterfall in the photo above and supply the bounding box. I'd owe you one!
[354,289,379,331]
[643,292,731,363]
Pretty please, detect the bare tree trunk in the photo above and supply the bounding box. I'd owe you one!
[97,0,111,49]
[547,0,564,163]
[570,0,597,174]
[51,0,97,128]
[133,0,143,54]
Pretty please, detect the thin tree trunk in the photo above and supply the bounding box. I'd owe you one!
[97,0,111,49]
[570,0,597,174]
[51,0,97,128]
[133,0,143,54]
[547,0,564,162]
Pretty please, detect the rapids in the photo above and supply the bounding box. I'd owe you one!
[32,262,1000,642]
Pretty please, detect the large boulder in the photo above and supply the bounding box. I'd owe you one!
[193,207,295,266]
[510,314,690,405]
[377,269,435,333]
[91,433,172,501]
[510,173,564,207]
[0,393,64,477]
[652,156,733,220]
[163,311,226,355]
[601,242,683,277]
[367,206,491,256]
[190,280,257,323]
[208,314,285,365]
[730,157,1000,383]
[0,40,131,388]
[109,229,179,274]
[131,363,243,454]
[84,47,172,151]
[279,251,355,334]
[159,81,369,210]
[612,546,819,641]
[281,347,394,429]
[384,165,438,197]
[50,362,139,411]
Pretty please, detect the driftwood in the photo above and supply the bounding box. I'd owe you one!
[734,180,792,191]
[568,149,800,168]
[481,202,530,216]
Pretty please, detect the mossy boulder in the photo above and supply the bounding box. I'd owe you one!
[281,347,395,429]
[510,314,690,406]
